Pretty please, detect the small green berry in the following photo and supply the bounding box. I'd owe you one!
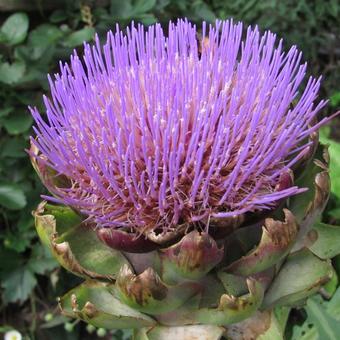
[44,313,53,322]
[64,322,74,332]
[86,324,96,334]
[96,328,107,337]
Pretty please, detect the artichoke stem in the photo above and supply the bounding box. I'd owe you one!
[133,325,225,340]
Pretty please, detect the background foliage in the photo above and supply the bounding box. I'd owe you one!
[0,0,339,339]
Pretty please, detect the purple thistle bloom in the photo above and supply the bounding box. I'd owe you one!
[30,20,332,232]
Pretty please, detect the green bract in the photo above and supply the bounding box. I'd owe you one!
[33,144,340,339]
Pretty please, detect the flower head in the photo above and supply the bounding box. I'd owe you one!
[30,20,331,233]
[4,330,22,340]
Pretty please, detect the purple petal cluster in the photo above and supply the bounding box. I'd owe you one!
[30,20,329,231]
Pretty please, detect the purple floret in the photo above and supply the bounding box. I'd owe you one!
[30,19,330,231]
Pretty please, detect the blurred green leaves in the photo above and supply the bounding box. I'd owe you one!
[0,183,26,210]
[0,60,26,85]
[3,112,33,135]
[62,27,95,48]
[110,0,156,19]
[0,7,98,312]
[1,267,37,304]
[0,244,57,304]
[0,12,29,45]
[320,126,340,199]
[292,288,340,340]
[27,24,64,59]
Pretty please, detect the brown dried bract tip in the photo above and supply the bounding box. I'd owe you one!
[117,265,168,306]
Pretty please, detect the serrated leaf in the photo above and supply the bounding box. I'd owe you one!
[27,244,58,274]
[1,267,37,304]
[28,258,58,275]
[0,13,29,45]
[0,183,27,210]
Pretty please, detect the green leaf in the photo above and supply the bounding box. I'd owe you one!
[137,13,158,25]
[0,61,26,85]
[28,257,58,275]
[289,144,330,252]
[4,231,33,253]
[0,326,14,333]
[262,249,333,308]
[291,318,318,340]
[328,208,340,220]
[308,222,340,259]
[305,298,340,340]
[110,0,132,18]
[192,1,216,22]
[26,24,63,60]
[49,10,68,23]
[323,269,338,297]
[0,183,27,210]
[0,137,27,158]
[0,107,13,118]
[0,12,29,45]
[0,248,22,278]
[1,267,37,304]
[28,245,58,275]
[327,286,340,319]
[292,287,340,339]
[62,27,95,48]
[320,126,340,199]
[3,112,33,135]
[133,0,156,14]
[110,0,155,18]
[330,92,340,107]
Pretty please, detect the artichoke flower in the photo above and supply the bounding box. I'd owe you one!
[30,20,340,339]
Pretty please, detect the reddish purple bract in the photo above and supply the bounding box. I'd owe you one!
[30,20,330,232]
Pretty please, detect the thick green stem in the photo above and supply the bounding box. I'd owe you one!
[133,325,225,340]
